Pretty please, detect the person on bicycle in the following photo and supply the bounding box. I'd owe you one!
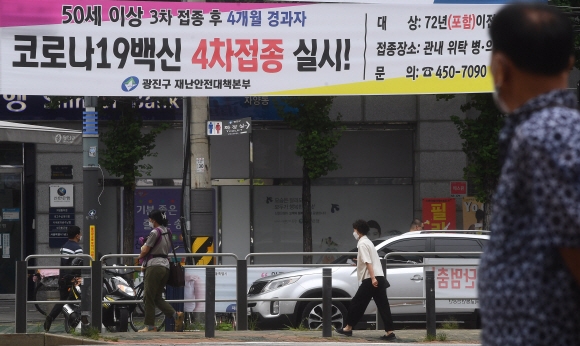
[136,209,184,332]
[44,225,83,332]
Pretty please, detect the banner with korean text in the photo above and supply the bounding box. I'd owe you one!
[424,258,480,310]
[0,0,501,96]
[422,197,456,230]
[132,187,184,255]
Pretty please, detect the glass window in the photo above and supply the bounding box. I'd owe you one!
[382,239,426,264]
[433,238,483,258]
[0,142,22,165]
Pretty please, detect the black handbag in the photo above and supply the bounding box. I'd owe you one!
[166,231,185,287]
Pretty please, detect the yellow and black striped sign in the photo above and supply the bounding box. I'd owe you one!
[192,236,214,265]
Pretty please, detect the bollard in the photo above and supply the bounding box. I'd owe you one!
[91,260,102,331]
[425,270,436,337]
[205,267,215,338]
[15,261,27,333]
[81,277,91,335]
[236,259,248,331]
[322,268,332,337]
[377,259,387,330]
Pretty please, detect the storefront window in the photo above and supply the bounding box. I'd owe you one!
[0,142,22,166]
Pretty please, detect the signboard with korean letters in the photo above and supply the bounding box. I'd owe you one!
[424,258,479,310]
[422,198,456,230]
[0,0,501,96]
[133,188,184,254]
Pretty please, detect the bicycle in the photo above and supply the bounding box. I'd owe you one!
[33,261,173,332]
[32,269,61,316]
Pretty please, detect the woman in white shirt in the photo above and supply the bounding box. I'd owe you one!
[335,219,396,341]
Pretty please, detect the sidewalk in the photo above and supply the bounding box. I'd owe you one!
[0,322,482,345]
[1,299,481,344]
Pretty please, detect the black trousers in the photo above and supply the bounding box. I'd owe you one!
[345,276,394,331]
[48,279,71,320]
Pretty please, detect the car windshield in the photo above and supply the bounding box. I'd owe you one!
[331,237,394,264]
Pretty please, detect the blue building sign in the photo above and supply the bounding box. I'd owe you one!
[209,97,283,121]
[0,95,182,121]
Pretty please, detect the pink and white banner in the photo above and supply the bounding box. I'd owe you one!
[0,0,501,96]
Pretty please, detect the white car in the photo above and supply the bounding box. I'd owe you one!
[247,231,488,330]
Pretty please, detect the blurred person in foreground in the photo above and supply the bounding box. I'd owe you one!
[479,3,580,345]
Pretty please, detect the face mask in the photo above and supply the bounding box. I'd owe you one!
[78,236,82,242]
[492,85,510,114]
[148,221,154,228]
[353,231,360,241]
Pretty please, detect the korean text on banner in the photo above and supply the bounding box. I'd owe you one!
[424,258,480,309]
[133,188,183,254]
[0,0,501,96]
[422,198,456,230]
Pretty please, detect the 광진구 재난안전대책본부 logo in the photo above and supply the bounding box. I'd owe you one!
[122,76,139,92]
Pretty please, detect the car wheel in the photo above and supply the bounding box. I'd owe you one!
[300,301,347,331]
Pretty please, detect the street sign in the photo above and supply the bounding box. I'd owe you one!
[48,207,75,248]
[450,181,468,198]
[223,117,252,136]
[196,157,205,173]
[207,121,223,135]
[208,118,252,136]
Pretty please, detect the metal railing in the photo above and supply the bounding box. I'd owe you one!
[245,251,356,304]
[16,254,94,333]
[385,251,482,335]
[97,253,239,337]
[16,250,482,337]
[17,253,240,337]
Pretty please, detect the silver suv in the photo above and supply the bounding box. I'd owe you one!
[247,231,488,330]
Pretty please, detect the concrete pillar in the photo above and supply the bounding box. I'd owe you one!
[190,97,211,189]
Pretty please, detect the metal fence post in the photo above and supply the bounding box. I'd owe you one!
[80,276,91,335]
[377,259,387,330]
[236,259,248,331]
[91,260,102,331]
[205,267,215,338]
[322,268,332,337]
[425,270,436,337]
[15,261,27,333]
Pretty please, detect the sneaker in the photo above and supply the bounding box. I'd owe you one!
[175,312,184,332]
[137,326,158,332]
[43,316,53,332]
[380,332,396,341]
[335,327,353,336]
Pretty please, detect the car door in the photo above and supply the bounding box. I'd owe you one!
[364,238,428,315]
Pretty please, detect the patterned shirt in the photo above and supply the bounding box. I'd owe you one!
[479,90,580,346]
